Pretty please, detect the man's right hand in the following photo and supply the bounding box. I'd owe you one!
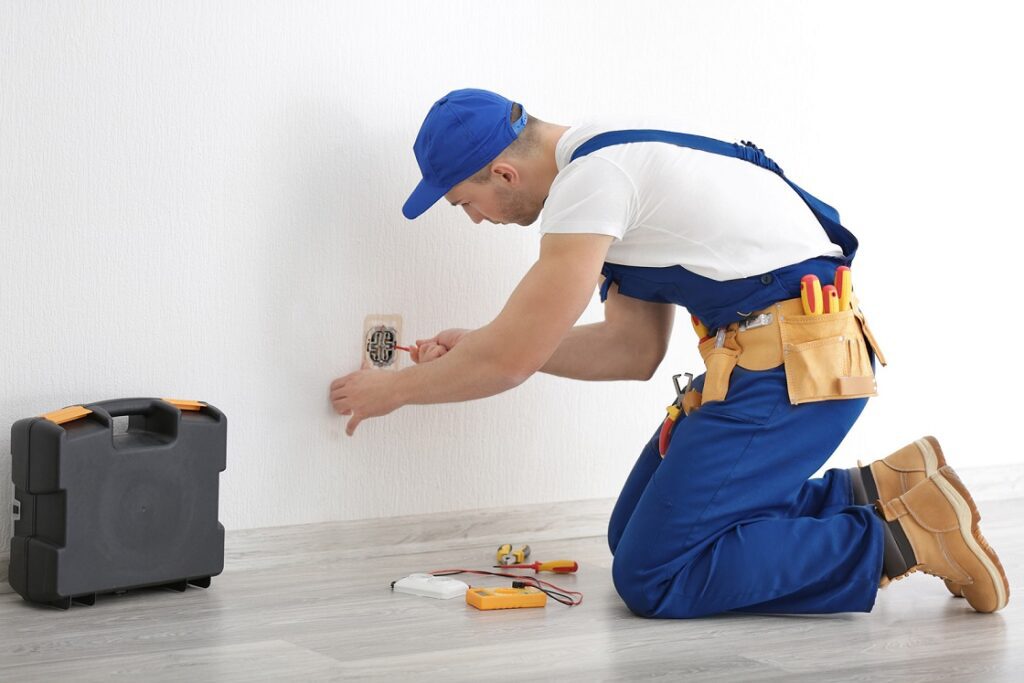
[410,328,470,364]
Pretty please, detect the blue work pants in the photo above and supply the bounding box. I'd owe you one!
[608,365,885,618]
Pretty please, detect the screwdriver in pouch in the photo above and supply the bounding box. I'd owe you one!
[690,315,711,343]
[835,266,853,311]
[800,275,823,315]
[822,285,840,314]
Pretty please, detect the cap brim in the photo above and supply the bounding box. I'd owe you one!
[402,178,449,220]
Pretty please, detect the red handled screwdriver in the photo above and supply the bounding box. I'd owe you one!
[835,266,853,312]
[800,275,823,315]
[822,285,840,314]
[494,560,579,574]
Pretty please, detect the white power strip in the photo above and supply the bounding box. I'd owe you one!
[392,573,468,600]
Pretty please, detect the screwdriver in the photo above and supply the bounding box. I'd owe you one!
[822,285,840,314]
[690,315,711,342]
[835,266,853,311]
[800,275,823,315]
[495,560,579,574]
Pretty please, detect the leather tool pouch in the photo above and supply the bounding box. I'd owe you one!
[699,346,740,404]
[695,296,887,409]
[778,296,886,405]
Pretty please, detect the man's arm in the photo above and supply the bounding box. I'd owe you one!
[540,280,675,381]
[394,232,614,405]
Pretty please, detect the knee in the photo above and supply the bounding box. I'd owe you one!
[607,519,624,556]
[611,554,705,619]
[611,554,663,618]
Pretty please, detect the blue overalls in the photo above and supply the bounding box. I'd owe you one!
[578,131,886,618]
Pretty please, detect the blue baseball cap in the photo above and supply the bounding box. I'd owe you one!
[402,88,528,219]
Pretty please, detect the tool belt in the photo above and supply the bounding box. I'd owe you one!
[688,295,887,412]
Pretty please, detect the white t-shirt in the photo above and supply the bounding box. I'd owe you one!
[539,122,844,281]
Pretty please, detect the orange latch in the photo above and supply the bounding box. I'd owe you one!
[162,398,206,411]
[41,405,93,425]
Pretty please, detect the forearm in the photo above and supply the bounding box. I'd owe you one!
[394,233,615,406]
[540,321,655,381]
[395,324,526,405]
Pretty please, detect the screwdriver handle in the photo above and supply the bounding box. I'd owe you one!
[800,275,823,315]
[497,560,579,574]
[835,266,853,312]
[822,285,839,314]
[690,315,710,341]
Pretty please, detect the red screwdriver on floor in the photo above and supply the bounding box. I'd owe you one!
[494,560,579,574]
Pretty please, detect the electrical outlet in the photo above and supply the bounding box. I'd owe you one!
[363,314,404,370]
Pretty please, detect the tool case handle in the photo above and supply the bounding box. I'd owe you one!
[92,398,170,419]
[88,398,183,441]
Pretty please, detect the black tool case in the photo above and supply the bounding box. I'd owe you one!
[9,398,227,609]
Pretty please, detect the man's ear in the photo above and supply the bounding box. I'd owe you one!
[490,161,520,186]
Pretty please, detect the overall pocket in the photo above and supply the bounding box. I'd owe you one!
[779,309,877,405]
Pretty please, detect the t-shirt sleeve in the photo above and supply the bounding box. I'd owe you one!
[539,157,636,240]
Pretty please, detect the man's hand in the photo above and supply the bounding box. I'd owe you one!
[411,328,469,363]
[329,370,404,436]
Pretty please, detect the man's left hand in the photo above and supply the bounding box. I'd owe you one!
[329,370,404,436]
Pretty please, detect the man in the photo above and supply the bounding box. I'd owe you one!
[330,88,1008,617]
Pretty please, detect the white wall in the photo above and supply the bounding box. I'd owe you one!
[3,0,1022,545]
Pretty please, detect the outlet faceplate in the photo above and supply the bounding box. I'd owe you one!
[362,314,403,370]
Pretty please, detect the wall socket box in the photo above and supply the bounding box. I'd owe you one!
[362,314,403,370]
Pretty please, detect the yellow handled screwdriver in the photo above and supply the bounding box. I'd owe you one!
[835,266,853,311]
[690,314,711,342]
[800,275,823,315]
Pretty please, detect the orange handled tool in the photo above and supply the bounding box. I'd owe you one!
[659,373,692,457]
[690,315,711,342]
[822,285,839,314]
[800,275,823,315]
[659,404,682,456]
[835,266,853,312]
[496,560,579,574]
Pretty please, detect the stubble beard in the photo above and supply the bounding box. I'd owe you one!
[496,184,542,226]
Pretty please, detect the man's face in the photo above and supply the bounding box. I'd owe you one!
[444,174,543,227]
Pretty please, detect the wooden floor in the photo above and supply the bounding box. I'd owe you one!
[1,496,1020,682]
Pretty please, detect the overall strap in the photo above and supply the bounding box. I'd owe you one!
[570,129,858,260]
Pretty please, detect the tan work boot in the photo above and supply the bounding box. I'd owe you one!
[850,436,946,504]
[875,466,1009,613]
[848,436,963,596]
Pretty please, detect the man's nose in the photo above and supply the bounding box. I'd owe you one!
[463,205,484,224]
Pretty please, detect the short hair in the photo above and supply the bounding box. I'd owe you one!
[467,103,539,183]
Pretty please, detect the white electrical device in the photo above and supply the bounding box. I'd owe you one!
[393,573,468,600]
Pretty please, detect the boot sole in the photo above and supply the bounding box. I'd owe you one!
[917,437,967,598]
[916,436,945,475]
[932,467,1009,612]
